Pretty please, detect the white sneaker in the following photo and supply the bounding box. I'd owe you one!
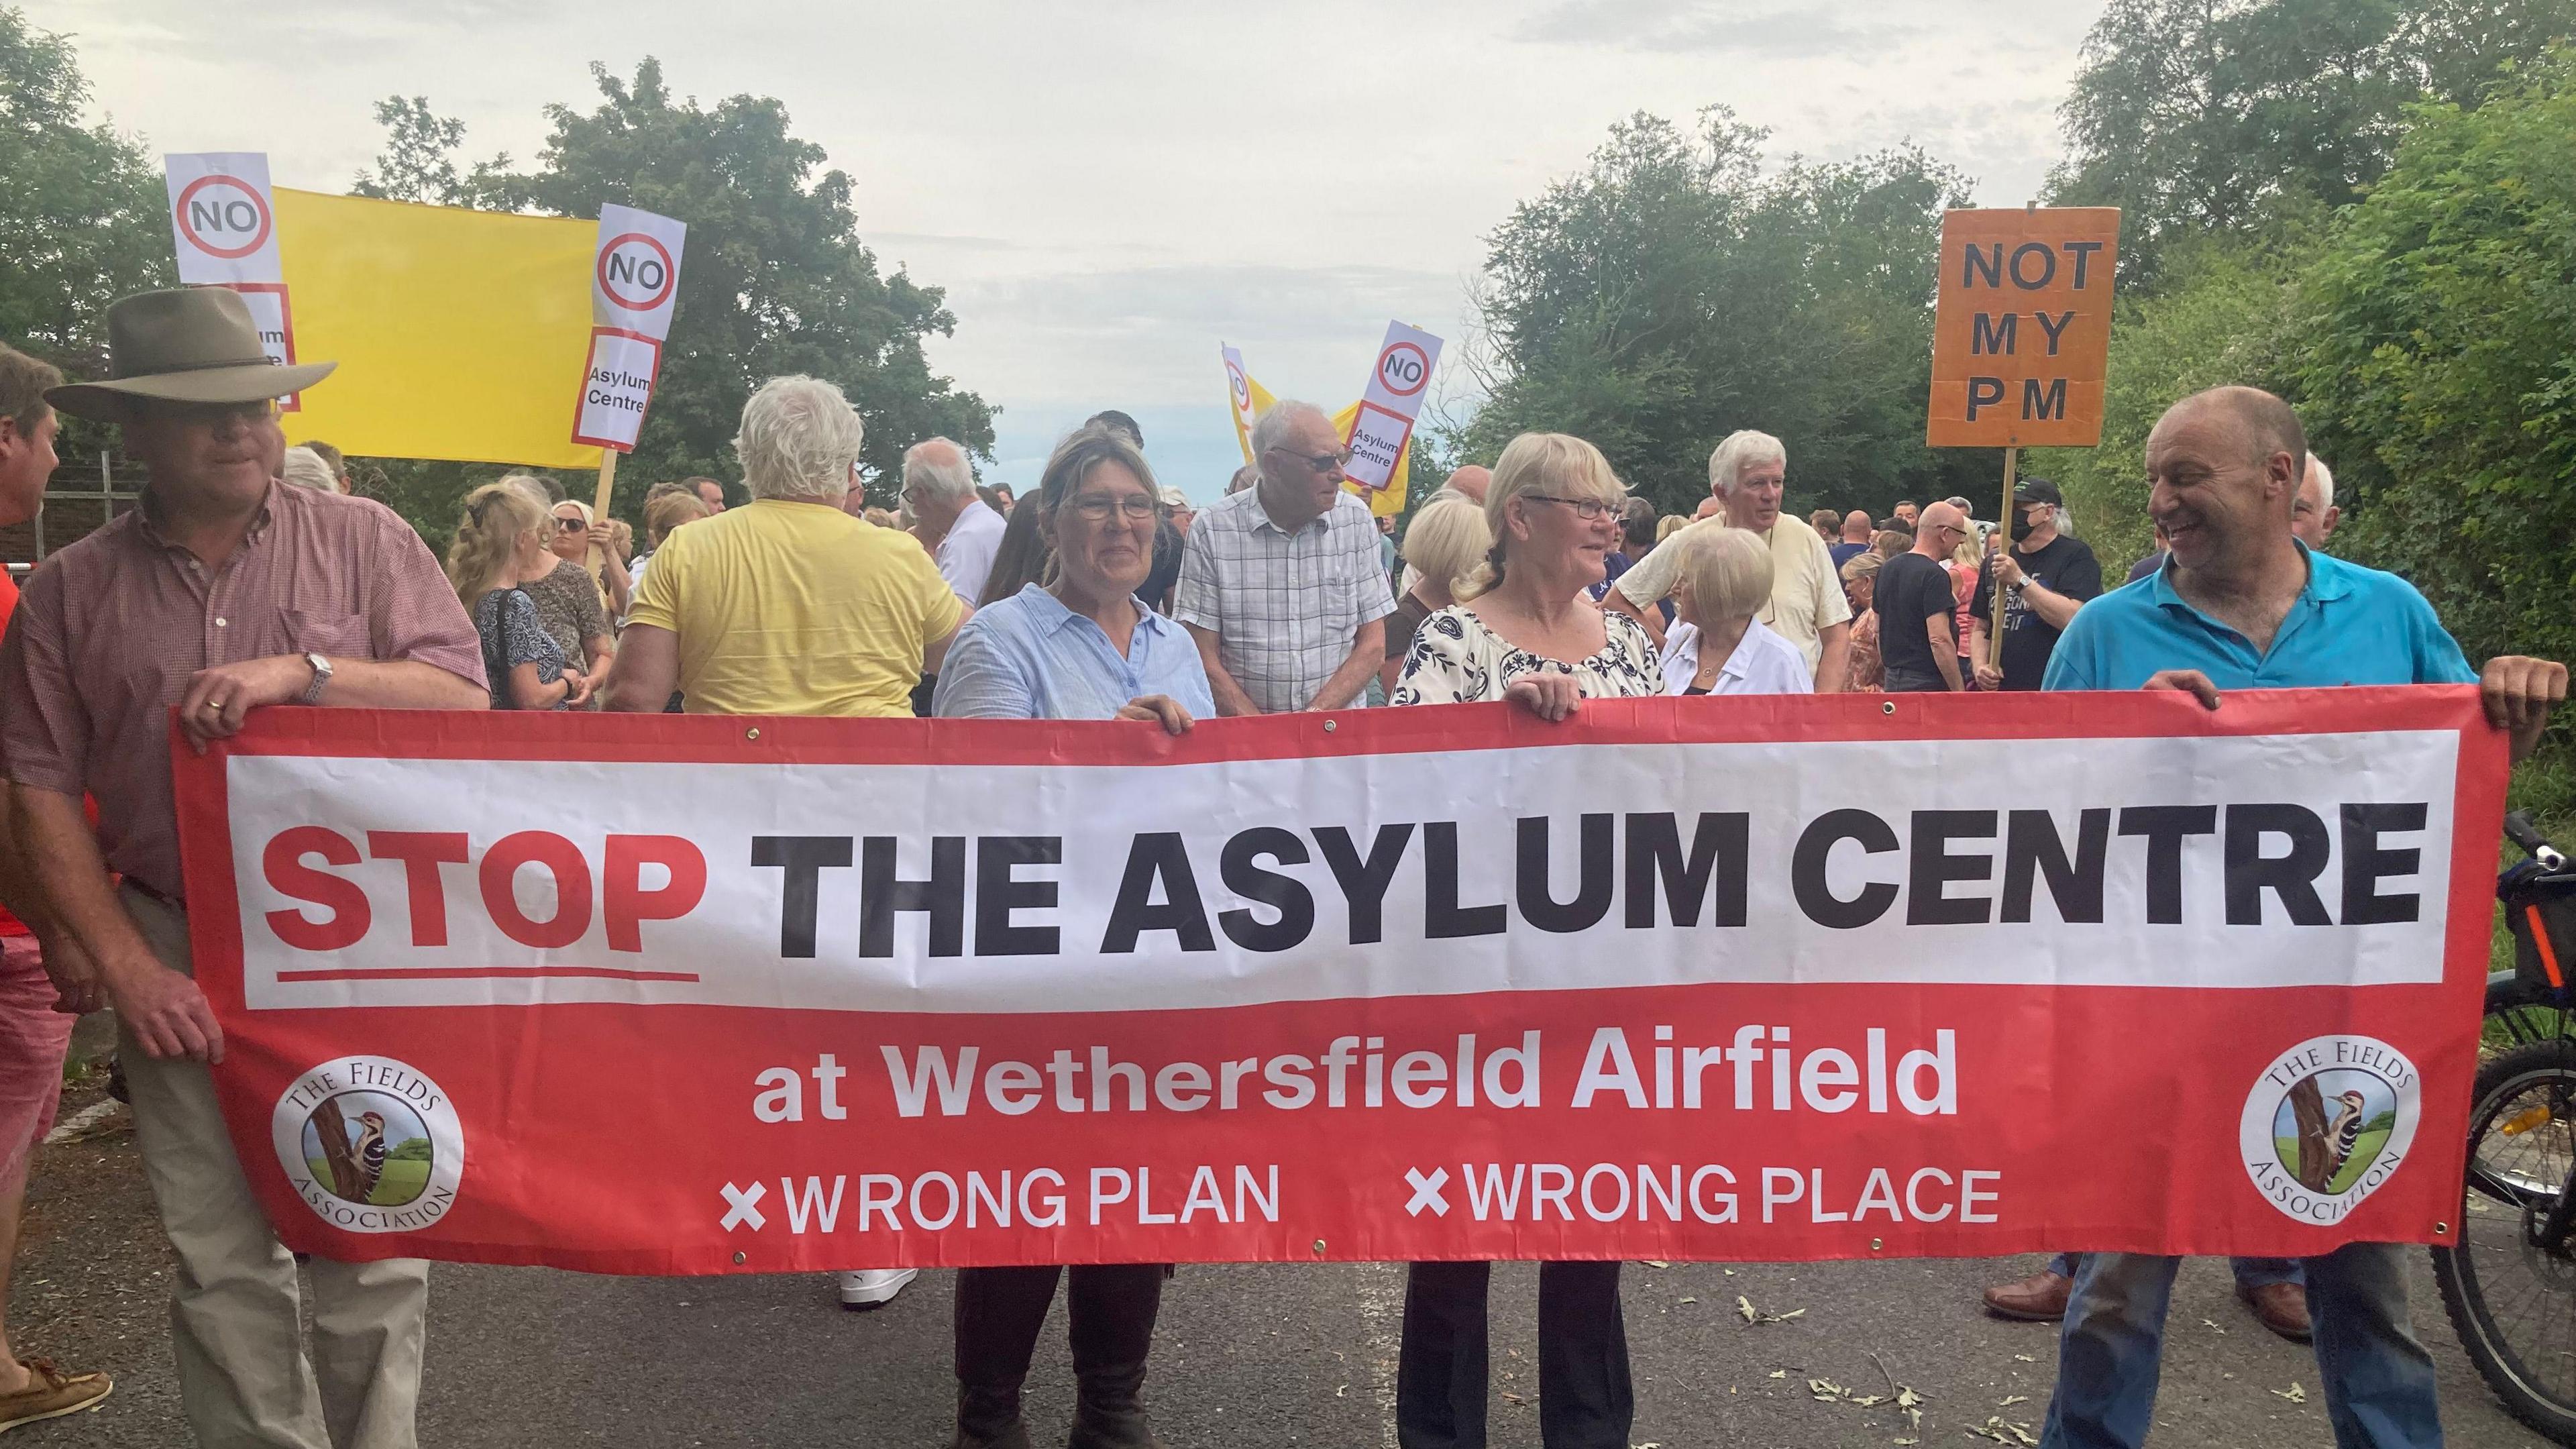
[838,1268,917,1311]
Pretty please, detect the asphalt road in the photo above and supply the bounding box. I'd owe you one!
[12,1091,2553,1448]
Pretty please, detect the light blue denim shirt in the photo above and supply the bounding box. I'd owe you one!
[931,584,1216,720]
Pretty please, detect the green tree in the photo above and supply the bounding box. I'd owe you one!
[350,97,471,206]
[1452,108,1992,520]
[2294,50,2576,677]
[460,60,995,513]
[2051,0,2576,289]
[2025,229,2316,574]
[0,6,172,374]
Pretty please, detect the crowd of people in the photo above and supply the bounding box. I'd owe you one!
[0,284,2566,1449]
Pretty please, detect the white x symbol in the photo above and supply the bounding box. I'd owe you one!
[1404,1167,1450,1218]
[720,1180,767,1231]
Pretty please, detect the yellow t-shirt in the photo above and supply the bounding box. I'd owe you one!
[625,499,963,716]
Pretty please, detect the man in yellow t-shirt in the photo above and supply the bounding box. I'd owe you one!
[1605,430,1852,691]
[606,376,965,717]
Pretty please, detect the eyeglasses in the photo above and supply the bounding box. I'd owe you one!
[1067,494,1159,523]
[1525,494,1619,521]
[1265,445,1351,474]
[553,517,588,533]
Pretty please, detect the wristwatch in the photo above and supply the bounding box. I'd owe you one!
[300,651,334,705]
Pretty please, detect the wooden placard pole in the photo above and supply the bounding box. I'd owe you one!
[1988,446,2017,674]
[592,448,619,523]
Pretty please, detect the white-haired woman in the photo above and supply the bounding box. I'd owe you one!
[1662,525,1811,696]
[279,445,337,492]
[1390,431,1653,1449]
[1377,494,1493,698]
[605,373,963,727]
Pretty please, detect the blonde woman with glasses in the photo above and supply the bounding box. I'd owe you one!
[1388,431,1656,1448]
[1392,431,1660,720]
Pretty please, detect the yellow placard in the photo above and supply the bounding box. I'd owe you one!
[272,189,604,469]
[1232,370,1411,518]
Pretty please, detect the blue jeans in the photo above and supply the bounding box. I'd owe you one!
[2040,1244,2441,1448]
[2044,1253,2302,1290]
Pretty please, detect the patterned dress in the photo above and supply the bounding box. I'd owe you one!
[472,588,570,710]
[1391,604,1662,706]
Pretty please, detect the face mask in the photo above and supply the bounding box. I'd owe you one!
[2010,508,2039,543]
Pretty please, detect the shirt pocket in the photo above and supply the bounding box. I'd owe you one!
[283,608,373,658]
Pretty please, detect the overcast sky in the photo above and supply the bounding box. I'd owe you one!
[36,0,2108,499]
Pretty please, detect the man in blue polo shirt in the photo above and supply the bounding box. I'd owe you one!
[2036,386,2565,1449]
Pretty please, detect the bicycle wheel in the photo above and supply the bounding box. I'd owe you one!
[2434,1038,2576,1444]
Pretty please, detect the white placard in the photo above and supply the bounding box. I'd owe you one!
[573,204,687,451]
[590,204,688,342]
[164,153,302,409]
[569,331,664,453]
[166,152,282,286]
[1343,321,1442,493]
[1221,342,1258,462]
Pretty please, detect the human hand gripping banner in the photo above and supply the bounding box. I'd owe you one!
[170,689,2506,1275]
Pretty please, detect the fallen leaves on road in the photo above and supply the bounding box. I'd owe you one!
[2272,1383,2308,1403]
[1735,1294,1805,1324]
[1642,1259,1670,1268]
[1996,1395,2028,1407]
[2012,1353,2038,1363]
[1966,1415,2041,1446]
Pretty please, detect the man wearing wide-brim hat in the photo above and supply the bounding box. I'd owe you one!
[0,288,488,1449]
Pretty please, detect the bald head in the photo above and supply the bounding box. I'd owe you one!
[2161,386,2307,474]
[1445,466,1492,505]
[1911,501,1966,559]
[2145,386,2308,574]
[1841,509,1872,542]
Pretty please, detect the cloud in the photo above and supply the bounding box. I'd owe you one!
[1513,1,1919,56]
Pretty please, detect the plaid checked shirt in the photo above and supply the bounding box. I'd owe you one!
[1174,487,1395,712]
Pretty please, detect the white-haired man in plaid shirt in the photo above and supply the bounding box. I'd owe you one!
[1176,400,1395,714]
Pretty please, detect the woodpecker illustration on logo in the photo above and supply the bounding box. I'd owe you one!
[350,1111,389,1201]
[2322,1089,2369,1185]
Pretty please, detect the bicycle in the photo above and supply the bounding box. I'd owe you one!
[2432,810,2576,1443]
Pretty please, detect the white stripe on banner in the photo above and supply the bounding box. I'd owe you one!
[228,729,2459,1014]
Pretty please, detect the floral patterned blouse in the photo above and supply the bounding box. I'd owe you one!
[472,588,570,710]
[1391,604,1662,706]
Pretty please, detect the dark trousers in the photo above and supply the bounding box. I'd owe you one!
[954,1263,1165,1389]
[1396,1260,1631,1449]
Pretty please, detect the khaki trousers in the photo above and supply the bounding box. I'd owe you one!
[120,887,429,1449]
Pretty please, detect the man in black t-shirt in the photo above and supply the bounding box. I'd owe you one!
[1970,478,2102,690]
[1876,500,1969,692]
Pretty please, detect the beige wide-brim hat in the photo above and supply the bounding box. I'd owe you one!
[46,288,335,421]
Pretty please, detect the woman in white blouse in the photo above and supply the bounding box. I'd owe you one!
[1388,430,1652,1447]
[1660,525,1815,696]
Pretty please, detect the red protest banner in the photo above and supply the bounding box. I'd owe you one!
[173,691,2503,1275]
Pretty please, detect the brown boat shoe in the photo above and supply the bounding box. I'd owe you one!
[1982,1268,2074,1322]
[0,1358,113,1435]
[2238,1280,2314,1342]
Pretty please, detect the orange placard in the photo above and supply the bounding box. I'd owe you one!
[1926,208,2120,447]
